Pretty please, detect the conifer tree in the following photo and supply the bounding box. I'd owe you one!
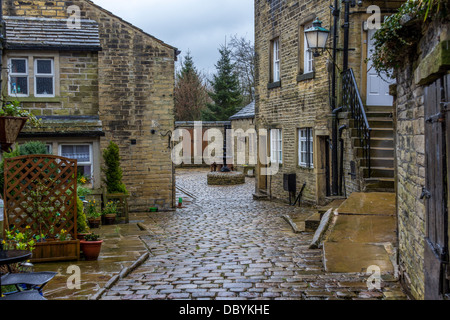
[202,45,243,121]
[174,52,208,121]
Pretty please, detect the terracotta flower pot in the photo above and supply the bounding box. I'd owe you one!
[80,240,103,261]
[77,233,91,241]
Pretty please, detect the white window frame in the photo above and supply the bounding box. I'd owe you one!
[298,128,314,168]
[273,38,280,82]
[8,58,29,97]
[59,143,93,178]
[304,23,314,74]
[270,129,283,164]
[34,58,55,97]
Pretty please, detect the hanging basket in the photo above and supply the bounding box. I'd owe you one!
[0,116,28,151]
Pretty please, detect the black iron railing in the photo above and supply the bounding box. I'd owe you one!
[342,68,372,178]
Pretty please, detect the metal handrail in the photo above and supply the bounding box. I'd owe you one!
[342,68,372,178]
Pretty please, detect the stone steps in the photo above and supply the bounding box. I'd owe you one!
[351,105,395,192]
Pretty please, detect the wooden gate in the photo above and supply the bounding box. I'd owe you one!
[3,155,78,240]
[424,74,449,300]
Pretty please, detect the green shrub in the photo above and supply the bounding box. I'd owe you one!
[17,141,48,155]
[77,197,89,234]
[102,141,127,194]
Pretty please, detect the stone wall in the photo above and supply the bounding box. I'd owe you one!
[4,0,177,211]
[395,19,450,300]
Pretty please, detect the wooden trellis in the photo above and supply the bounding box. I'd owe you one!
[3,155,78,240]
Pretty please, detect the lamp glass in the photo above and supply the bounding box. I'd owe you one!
[304,19,330,53]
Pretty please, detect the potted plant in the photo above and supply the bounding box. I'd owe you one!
[102,141,129,223]
[80,233,103,261]
[0,100,40,152]
[76,197,91,240]
[102,200,118,225]
[86,200,102,229]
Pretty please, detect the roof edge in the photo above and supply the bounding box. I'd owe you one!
[83,0,177,52]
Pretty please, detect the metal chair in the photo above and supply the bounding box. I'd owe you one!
[1,272,57,294]
[0,290,46,300]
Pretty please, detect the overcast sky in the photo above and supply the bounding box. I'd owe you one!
[91,0,255,76]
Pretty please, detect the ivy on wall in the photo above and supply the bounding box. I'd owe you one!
[372,0,449,78]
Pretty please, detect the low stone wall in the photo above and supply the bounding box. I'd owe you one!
[207,172,245,186]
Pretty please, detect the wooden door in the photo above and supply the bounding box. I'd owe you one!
[424,75,449,300]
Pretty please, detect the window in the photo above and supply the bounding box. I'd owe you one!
[35,59,55,97]
[60,144,93,178]
[9,58,29,96]
[303,23,314,74]
[270,129,283,164]
[272,38,280,82]
[299,128,314,168]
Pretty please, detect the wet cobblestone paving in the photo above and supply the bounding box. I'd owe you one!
[102,169,407,300]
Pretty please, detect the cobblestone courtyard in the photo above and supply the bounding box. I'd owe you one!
[101,169,406,300]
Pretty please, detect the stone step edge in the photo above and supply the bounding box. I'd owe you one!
[309,209,336,250]
[90,251,150,300]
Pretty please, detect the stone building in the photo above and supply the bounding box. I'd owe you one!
[2,0,178,211]
[392,12,450,300]
[229,101,256,176]
[254,0,403,205]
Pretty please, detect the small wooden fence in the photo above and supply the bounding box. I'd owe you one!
[3,155,79,262]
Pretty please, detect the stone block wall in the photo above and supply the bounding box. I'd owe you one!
[4,0,176,211]
[396,61,426,300]
[255,0,332,204]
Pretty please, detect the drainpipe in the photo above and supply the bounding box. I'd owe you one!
[343,0,352,72]
[338,124,347,196]
[330,0,340,196]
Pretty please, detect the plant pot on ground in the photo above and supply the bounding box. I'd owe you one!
[80,234,103,261]
[102,201,118,225]
[87,217,101,229]
[86,200,101,229]
[77,232,92,241]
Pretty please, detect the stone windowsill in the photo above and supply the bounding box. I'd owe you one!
[297,72,315,82]
[297,165,315,171]
[7,96,62,103]
[267,81,281,90]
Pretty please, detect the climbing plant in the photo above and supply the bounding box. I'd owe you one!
[371,0,449,78]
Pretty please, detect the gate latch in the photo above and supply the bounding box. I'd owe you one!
[420,187,432,200]
[426,112,445,123]
[426,102,450,123]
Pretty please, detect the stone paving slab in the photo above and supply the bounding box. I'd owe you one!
[323,242,394,274]
[327,215,397,244]
[33,223,148,300]
[337,192,396,216]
